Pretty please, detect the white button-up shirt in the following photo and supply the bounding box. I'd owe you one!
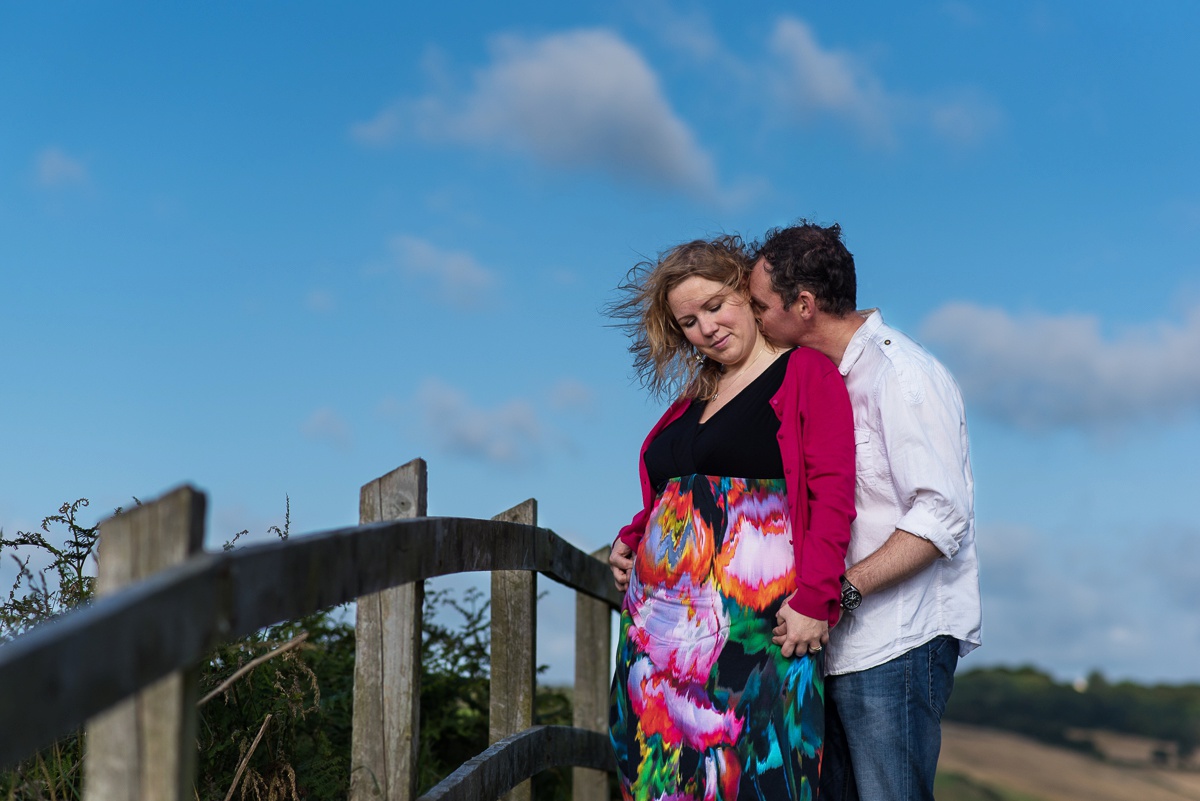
[825,310,982,676]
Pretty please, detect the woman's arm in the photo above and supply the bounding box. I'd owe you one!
[609,538,635,591]
[789,355,857,619]
[772,353,855,654]
[610,398,691,590]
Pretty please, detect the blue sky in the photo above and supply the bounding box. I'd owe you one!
[3,2,1199,686]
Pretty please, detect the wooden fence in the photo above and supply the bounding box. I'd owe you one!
[0,458,622,800]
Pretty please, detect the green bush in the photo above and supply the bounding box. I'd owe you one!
[1,499,102,800]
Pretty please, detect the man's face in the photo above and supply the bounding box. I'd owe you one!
[749,258,807,347]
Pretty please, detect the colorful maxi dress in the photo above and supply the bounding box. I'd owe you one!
[609,473,824,801]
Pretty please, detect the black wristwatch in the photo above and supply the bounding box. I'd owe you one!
[840,576,862,611]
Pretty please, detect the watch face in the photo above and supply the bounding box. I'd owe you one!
[841,588,862,610]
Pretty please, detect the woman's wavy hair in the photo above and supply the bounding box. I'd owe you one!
[607,235,752,401]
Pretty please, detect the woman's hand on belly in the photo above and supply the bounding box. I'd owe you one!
[610,539,635,592]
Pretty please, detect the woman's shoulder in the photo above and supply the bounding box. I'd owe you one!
[657,396,693,424]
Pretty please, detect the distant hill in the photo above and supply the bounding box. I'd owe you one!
[938,722,1200,801]
[945,665,1200,768]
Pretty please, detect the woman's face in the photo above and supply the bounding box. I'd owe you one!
[666,276,760,367]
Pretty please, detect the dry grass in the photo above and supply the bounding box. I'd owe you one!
[1067,728,1196,769]
[940,723,1200,801]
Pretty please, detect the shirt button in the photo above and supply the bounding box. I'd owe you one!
[884,339,891,345]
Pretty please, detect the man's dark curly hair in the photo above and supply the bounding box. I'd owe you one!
[752,221,857,316]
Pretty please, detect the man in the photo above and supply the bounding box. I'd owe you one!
[749,222,981,801]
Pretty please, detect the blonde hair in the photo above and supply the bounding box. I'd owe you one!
[608,235,752,401]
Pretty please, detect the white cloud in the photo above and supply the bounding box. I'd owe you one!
[547,268,579,286]
[973,523,1039,601]
[972,520,1200,682]
[306,289,335,314]
[920,302,1200,430]
[1169,199,1200,232]
[1027,5,1064,37]
[549,379,596,415]
[765,16,1003,149]
[417,378,545,465]
[768,17,896,145]
[300,407,353,451]
[941,1,984,28]
[632,2,725,64]
[1138,524,1200,608]
[353,28,717,195]
[350,106,404,146]
[927,91,1005,147]
[386,234,497,306]
[35,147,88,188]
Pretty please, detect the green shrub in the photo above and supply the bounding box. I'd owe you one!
[1,499,101,800]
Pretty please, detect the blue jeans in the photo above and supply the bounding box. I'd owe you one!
[820,635,959,801]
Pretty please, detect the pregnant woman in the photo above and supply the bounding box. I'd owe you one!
[606,235,856,800]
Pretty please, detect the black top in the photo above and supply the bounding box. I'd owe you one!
[644,351,792,489]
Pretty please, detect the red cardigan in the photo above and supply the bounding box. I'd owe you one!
[616,348,856,624]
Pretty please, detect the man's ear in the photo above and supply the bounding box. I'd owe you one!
[794,290,818,320]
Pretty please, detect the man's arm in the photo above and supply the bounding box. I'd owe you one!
[849,354,972,598]
[844,527,941,596]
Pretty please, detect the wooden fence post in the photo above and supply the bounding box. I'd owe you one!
[82,485,206,801]
[574,546,614,801]
[489,499,537,801]
[351,459,427,801]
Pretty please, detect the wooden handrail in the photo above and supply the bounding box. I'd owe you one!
[417,726,616,801]
[0,514,620,770]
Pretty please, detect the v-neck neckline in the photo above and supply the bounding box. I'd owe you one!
[696,350,791,426]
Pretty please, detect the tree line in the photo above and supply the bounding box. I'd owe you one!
[946,664,1200,761]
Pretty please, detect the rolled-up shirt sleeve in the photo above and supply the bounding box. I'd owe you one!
[876,365,972,559]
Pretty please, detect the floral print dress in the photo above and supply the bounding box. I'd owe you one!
[610,357,825,801]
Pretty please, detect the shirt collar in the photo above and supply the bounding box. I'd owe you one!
[838,309,883,376]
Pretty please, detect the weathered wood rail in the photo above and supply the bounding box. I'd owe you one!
[0,458,621,800]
